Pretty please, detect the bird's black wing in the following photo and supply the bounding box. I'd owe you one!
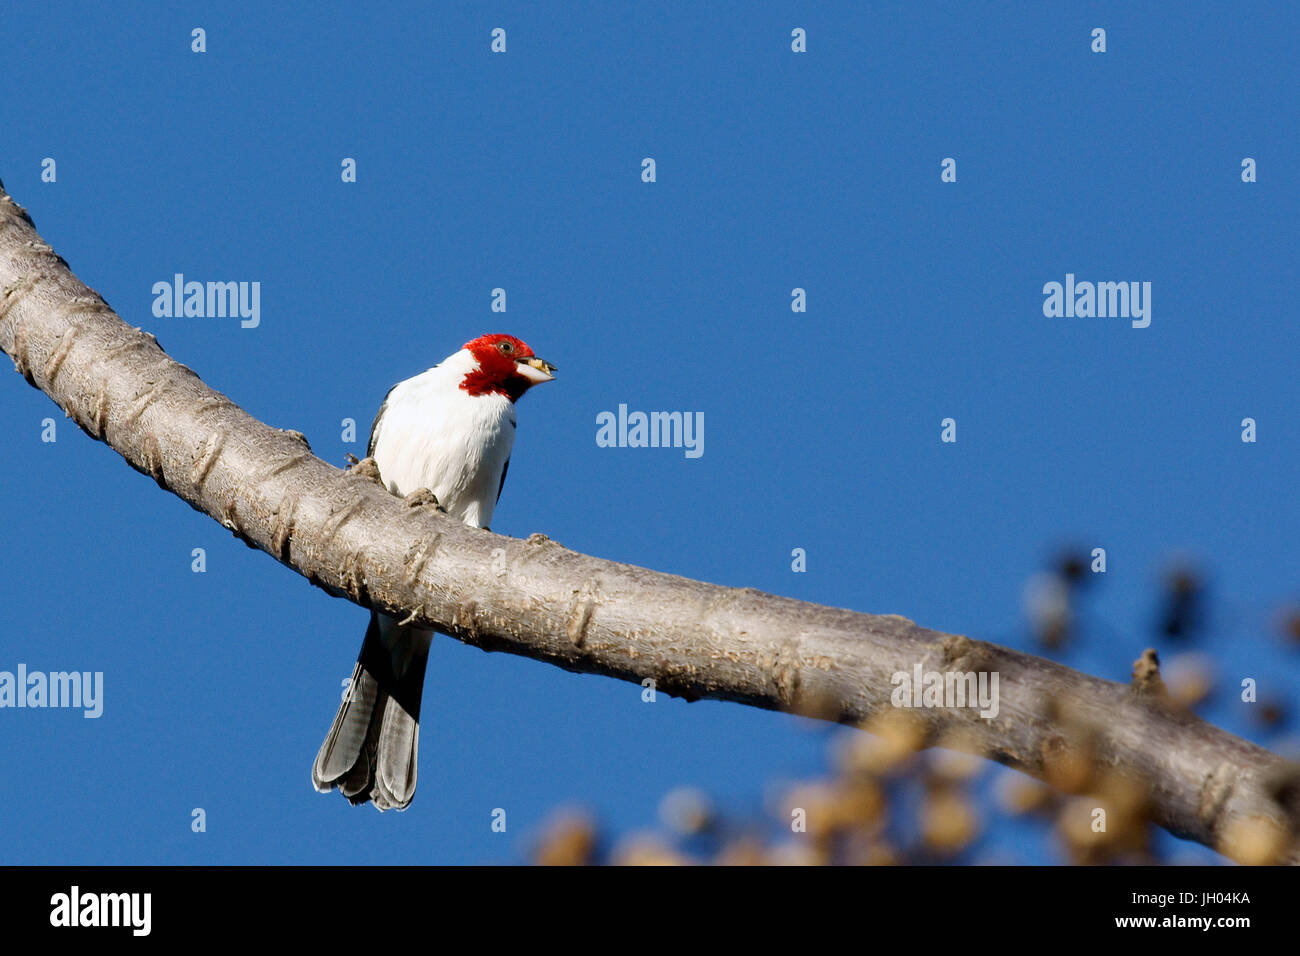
[496,457,510,505]
[366,383,398,458]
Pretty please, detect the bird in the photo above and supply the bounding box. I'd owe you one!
[312,333,556,810]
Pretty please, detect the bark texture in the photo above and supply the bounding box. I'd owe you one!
[2,178,1295,862]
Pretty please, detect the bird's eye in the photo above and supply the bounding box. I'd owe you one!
[497,341,514,354]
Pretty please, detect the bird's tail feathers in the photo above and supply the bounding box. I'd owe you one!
[312,612,430,810]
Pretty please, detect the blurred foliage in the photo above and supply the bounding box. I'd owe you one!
[524,550,1300,865]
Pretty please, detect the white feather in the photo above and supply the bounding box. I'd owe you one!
[369,348,516,529]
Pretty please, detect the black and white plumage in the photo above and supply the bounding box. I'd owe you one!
[312,335,555,810]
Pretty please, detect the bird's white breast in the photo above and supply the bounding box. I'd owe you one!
[369,350,516,529]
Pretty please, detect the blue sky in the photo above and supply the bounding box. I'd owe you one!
[1,1,1296,864]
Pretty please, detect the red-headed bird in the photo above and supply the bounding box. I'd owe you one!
[312,334,556,809]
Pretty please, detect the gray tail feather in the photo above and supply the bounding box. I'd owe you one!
[312,612,430,811]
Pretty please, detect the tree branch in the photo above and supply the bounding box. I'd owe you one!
[2,178,1295,862]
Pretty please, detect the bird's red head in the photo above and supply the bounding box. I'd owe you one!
[460,333,556,402]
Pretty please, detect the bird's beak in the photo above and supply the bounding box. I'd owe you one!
[517,357,557,384]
